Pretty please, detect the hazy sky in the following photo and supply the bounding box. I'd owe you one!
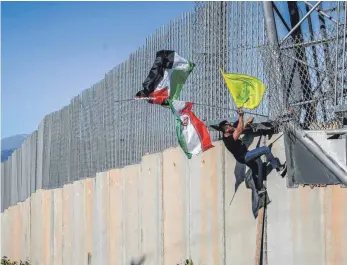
[1,1,194,138]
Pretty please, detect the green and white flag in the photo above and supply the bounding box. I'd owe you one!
[169,100,214,158]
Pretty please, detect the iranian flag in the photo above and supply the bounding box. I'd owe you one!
[169,100,214,158]
[136,50,194,105]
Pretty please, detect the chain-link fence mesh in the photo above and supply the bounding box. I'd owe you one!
[1,1,346,211]
[262,2,346,131]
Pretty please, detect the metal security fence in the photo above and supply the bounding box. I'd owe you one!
[193,1,269,122]
[262,1,346,131]
[1,1,346,211]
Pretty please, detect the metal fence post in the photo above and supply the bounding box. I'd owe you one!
[262,1,288,119]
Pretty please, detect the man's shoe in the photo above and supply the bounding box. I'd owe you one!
[276,162,287,177]
[257,187,267,196]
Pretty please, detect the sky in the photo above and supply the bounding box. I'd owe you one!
[1,1,194,138]
[1,1,337,139]
[273,1,330,39]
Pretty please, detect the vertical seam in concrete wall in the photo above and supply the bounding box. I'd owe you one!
[122,170,125,265]
[159,153,164,265]
[139,164,143,257]
[108,172,111,265]
[221,144,226,265]
[263,135,269,265]
[138,165,141,257]
[50,190,54,265]
[28,197,32,262]
[29,193,33,263]
[264,200,268,265]
[72,185,75,265]
[29,195,31,262]
[323,187,327,265]
[187,158,191,258]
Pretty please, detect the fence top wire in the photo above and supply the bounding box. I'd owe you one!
[261,22,346,131]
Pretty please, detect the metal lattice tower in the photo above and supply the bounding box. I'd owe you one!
[262,1,346,131]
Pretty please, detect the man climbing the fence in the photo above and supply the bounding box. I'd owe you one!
[219,109,286,194]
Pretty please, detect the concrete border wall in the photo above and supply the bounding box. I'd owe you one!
[2,138,347,265]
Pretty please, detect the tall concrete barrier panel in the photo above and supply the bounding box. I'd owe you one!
[84,178,95,264]
[62,184,74,265]
[20,140,27,203]
[139,153,163,265]
[72,180,86,265]
[267,136,313,265]
[3,208,11,258]
[224,142,257,265]
[162,148,189,265]
[325,185,347,265]
[6,207,14,259]
[4,160,11,211]
[11,203,22,261]
[36,121,44,190]
[188,142,225,265]
[10,207,15,258]
[11,154,18,207]
[109,169,123,265]
[259,136,288,265]
[42,190,52,265]
[267,136,347,265]
[1,209,8,257]
[52,188,63,265]
[17,203,24,261]
[30,132,38,195]
[92,172,110,265]
[30,190,43,265]
[292,187,326,265]
[267,182,347,265]
[123,165,141,265]
[1,163,5,212]
[19,199,31,262]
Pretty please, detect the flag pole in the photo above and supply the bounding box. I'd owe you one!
[113,98,269,118]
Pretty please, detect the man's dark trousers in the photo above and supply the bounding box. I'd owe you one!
[244,146,280,190]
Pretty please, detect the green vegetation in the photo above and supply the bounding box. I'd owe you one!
[1,257,30,265]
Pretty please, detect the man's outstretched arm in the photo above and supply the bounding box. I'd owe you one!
[244,116,254,130]
[233,109,244,141]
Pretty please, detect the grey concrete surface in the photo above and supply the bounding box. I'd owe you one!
[2,137,347,265]
[92,172,110,265]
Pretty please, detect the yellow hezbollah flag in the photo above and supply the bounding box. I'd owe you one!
[220,69,266,109]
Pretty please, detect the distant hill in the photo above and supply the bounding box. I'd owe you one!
[1,134,30,162]
[1,148,16,162]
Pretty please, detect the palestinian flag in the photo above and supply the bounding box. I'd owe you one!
[169,100,214,159]
[136,50,194,105]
